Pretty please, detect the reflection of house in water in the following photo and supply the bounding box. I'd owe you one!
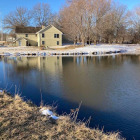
[3,57,63,75]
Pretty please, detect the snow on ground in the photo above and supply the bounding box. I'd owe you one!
[0,44,139,55]
[75,44,137,53]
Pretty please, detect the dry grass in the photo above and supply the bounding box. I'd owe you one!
[0,91,125,140]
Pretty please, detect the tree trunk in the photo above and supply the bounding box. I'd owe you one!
[122,37,124,44]
[82,38,85,46]
[74,41,76,46]
[94,40,97,45]
[89,38,91,46]
[94,35,98,45]
[106,39,109,44]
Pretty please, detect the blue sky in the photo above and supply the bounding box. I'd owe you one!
[0,0,140,16]
[121,0,140,9]
[0,0,66,16]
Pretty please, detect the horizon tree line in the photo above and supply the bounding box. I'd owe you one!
[2,0,140,45]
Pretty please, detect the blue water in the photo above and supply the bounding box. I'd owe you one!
[0,55,140,139]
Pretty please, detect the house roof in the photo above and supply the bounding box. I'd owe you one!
[15,26,42,34]
[36,25,63,34]
[15,25,63,34]
[14,37,28,42]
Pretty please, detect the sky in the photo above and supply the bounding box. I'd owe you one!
[0,0,140,16]
[0,0,66,16]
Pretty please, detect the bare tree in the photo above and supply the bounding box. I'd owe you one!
[59,5,77,45]
[59,0,112,46]
[3,7,32,31]
[32,3,54,27]
[101,2,129,44]
[128,5,140,43]
[59,0,90,46]
[89,0,112,44]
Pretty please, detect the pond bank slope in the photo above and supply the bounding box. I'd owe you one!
[0,91,124,140]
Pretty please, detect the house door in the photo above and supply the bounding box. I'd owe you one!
[19,41,21,46]
[26,41,28,46]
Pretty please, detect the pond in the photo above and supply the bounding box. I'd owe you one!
[0,55,140,140]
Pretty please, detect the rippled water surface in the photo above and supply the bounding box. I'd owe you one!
[0,55,140,139]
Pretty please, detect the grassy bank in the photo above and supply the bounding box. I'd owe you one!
[0,91,124,140]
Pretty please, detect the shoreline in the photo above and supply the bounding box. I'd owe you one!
[0,44,140,57]
[0,90,124,139]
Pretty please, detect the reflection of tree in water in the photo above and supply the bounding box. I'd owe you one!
[62,56,123,67]
[62,55,140,67]
[61,55,140,107]
[1,55,140,89]
[127,55,140,63]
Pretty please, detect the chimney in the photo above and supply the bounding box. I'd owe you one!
[42,25,46,29]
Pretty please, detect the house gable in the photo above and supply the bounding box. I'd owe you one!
[37,25,62,47]
[15,37,27,41]
[15,37,27,46]
[36,25,63,34]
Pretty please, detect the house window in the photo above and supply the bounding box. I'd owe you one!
[42,41,45,45]
[57,41,59,45]
[54,34,59,38]
[19,40,21,46]
[42,33,45,38]
[25,34,28,37]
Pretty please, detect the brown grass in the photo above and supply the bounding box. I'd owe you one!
[0,91,125,140]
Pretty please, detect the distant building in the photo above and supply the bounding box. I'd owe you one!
[6,35,16,46]
[15,25,63,47]
[0,41,6,46]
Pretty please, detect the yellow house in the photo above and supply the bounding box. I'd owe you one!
[15,25,63,47]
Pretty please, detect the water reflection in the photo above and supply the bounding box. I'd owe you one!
[2,56,62,74]
[0,55,140,140]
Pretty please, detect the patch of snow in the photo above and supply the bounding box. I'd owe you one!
[40,108,60,120]
[40,108,53,116]
[50,115,60,120]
